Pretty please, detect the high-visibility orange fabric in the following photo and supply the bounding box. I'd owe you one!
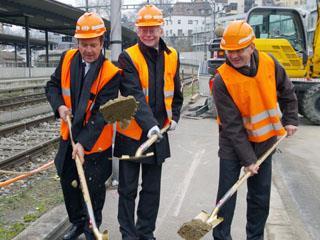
[117,44,177,140]
[217,51,286,142]
[135,4,164,27]
[61,49,120,154]
[74,12,106,39]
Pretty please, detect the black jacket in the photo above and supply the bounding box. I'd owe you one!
[213,50,298,166]
[45,50,120,175]
[114,39,183,164]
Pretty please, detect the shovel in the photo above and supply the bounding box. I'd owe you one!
[135,124,170,157]
[177,133,287,240]
[99,95,138,126]
[66,115,109,240]
[112,124,170,161]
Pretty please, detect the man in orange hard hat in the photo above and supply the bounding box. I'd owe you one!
[46,12,121,240]
[114,4,183,240]
[212,20,298,240]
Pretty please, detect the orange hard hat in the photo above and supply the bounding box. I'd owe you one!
[74,12,106,39]
[220,20,255,50]
[135,4,164,27]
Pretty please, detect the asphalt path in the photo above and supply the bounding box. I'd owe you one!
[272,117,320,240]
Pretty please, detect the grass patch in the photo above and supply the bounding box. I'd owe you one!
[0,222,26,240]
[0,171,64,240]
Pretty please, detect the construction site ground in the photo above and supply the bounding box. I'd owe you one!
[14,96,319,240]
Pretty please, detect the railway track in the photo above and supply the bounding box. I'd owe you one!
[0,115,59,169]
[0,93,47,111]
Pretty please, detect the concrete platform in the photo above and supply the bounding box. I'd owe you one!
[14,114,297,240]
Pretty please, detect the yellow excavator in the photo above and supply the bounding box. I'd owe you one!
[246,0,320,124]
[208,0,320,124]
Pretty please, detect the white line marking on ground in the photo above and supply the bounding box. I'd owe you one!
[173,149,206,216]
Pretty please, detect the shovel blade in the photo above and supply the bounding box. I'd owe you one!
[177,211,211,240]
[101,230,109,240]
[207,216,224,229]
[177,211,224,240]
[194,210,210,221]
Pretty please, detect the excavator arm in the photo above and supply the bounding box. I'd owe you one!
[310,0,320,77]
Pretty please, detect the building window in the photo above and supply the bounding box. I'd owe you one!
[188,20,193,24]
[178,19,181,24]
[188,29,193,36]
[170,29,172,34]
[178,29,183,36]
[166,30,169,36]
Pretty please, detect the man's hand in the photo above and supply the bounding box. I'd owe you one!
[147,125,163,142]
[169,120,178,131]
[58,105,71,122]
[72,143,85,164]
[244,163,259,176]
[284,125,298,137]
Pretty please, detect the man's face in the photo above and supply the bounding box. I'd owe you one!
[225,44,255,68]
[137,26,163,48]
[78,37,103,63]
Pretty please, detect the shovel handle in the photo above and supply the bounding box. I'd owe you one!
[207,132,287,224]
[135,124,170,157]
[66,115,105,240]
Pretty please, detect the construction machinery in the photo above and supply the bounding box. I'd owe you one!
[247,1,320,124]
[206,1,320,124]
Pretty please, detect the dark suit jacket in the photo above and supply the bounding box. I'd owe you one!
[45,50,120,175]
[115,39,183,165]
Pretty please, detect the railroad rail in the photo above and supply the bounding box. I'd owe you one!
[0,93,47,111]
[0,114,55,137]
[0,116,59,169]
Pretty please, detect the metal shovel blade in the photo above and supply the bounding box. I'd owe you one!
[109,152,154,161]
[178,211,223,240]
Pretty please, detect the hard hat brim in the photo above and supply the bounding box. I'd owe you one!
[135,22,163,27]
[74,31,105,39]
[220,38,255,51]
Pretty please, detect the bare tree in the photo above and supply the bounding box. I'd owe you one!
[75,0,111,19]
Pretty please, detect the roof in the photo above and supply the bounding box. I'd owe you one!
[0,0,136,47]
[0,33,57,48]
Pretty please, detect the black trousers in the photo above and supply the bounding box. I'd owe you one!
[213,156,272,240]
[60,147,112,228]
[118,160,162,240]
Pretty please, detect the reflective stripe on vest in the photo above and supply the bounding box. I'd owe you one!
[117,44,178,140]
[217,51,286,142]
[60,49,120,154]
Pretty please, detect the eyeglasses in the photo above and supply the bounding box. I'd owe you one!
[137,27,160,35]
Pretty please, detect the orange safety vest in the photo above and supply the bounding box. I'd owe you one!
[60,49,120,154]
[117,44,178,140]
[217,51,286,142]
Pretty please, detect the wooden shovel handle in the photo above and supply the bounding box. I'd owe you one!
[207,132,287,223]
[66,115,105,240]
[135,124,170,157]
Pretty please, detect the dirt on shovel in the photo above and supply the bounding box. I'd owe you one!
[178,219,212,240]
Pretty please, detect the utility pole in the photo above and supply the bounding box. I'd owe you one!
[85,0,89,11]
[210,0,216,38]
[110,0,122,186]
[110,0,122,63]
